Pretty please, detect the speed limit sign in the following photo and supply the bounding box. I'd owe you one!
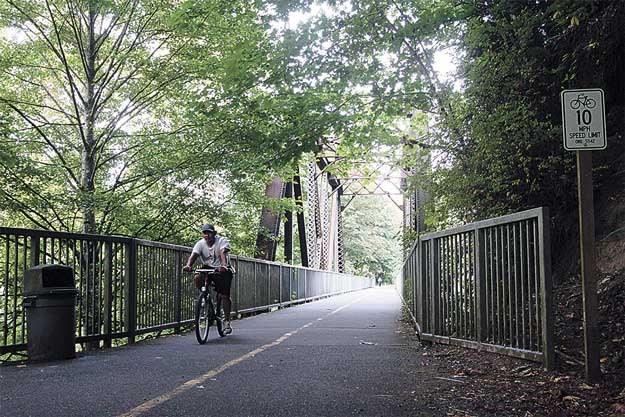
[561,89,607,151]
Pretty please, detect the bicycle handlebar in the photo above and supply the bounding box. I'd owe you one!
[182,266,236,274]
[195,267,218,274]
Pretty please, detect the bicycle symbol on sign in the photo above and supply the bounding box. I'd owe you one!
[569,94,596,110]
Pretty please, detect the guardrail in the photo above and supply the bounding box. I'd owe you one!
[399,208,554,369]
[0,227,373,358]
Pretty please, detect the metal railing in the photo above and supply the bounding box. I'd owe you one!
[0,227,373,357]
[399,208,554,369]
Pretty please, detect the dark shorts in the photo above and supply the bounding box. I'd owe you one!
[203,269,233,297]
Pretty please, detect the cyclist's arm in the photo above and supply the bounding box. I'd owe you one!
[217,236,231,271]
[183,252,199,271]
[218,248,229,271]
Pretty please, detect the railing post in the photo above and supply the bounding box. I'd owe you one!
[234,255,240,315]
[125,238,137,344]
[30,236,40,267]
[413,248,419,328]
[267,263,271,306]
[416,238,424,333]
[538,208,554,370]
[430,239,440,335]
[103,241,113,348]
[253,262,257,309]
[475,227,487,343]
[304,269,308,300]
[279,264,283,307]
[174,251,182,334]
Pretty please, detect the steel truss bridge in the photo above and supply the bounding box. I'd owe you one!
[254,148,428,272]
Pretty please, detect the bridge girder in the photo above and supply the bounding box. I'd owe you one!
[254,143,428,270]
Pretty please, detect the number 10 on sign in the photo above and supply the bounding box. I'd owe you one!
[561,89,607,151]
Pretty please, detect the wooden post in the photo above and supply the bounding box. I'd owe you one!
[576,150,601,383]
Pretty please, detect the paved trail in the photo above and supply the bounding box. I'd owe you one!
[1,287,446,417]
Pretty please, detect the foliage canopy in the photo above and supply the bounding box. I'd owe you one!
[1,0,623,271]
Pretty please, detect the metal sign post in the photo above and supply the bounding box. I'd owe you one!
[575,150,600,383]
[561,88,606,383]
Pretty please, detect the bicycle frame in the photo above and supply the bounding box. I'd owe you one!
[193,268,225,343]
[196,268,218,291]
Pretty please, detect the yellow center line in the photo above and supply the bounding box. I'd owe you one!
[117,291,372,417]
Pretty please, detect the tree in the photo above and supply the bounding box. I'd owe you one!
[342,195,402,281]
[422,0,624,267]
[0,0,315,245]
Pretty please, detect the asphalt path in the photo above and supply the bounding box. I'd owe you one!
[1,287,438,417]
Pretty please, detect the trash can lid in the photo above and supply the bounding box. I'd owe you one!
[24,264,75,295]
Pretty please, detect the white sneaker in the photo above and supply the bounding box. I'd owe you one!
[224,321,232,335]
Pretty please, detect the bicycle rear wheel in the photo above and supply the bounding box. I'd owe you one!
[195,292,211,344]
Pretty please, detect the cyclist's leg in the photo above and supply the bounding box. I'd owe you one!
[220,294,232,321]
[214,271,233,332]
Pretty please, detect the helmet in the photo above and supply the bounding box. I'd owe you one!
[201,224,216,233]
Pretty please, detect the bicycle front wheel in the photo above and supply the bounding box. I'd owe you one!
[195,293,211,344]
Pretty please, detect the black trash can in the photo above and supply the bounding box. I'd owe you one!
[23,264,78,361]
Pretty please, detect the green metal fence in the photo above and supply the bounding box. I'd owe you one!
[0,227,373,358]
[399,208,554,369]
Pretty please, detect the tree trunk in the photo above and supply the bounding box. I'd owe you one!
[81,8,100,349]
[81,146,96,234]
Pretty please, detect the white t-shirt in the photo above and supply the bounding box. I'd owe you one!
[192,235,230,268]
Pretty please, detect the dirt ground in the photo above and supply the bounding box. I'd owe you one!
[402,270,625,417]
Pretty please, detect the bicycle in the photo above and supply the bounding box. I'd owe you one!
[570,93,596,109]
[191,267,228,343]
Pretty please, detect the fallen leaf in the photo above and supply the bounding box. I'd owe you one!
[611,403,625,413]
[563,395,581,402]
[578,383,595,390]
[434,376,467,384]
[518,367,535,377]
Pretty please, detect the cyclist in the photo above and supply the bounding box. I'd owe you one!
[183,224,233,335]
